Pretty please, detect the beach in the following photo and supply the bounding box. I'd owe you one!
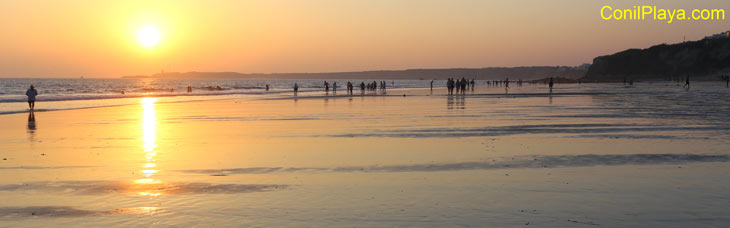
[1,82,729,227]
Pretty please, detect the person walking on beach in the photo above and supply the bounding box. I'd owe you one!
[683,75,690,90]
[454,79,461,94]
[26,85,38,110]
[549,77,554,93]
[446,79,450,94]
[324,81,330,93]
[265,84,269,91]
[430,80,434,91]
[293,82,299,94]
[504,78,510,93]
[333,82,338,94]
[461,78,467,94]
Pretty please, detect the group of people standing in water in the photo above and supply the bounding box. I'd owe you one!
[361,81,387,91]
[18,74,730,111]
[315,80,388,95]
[446,78,475,95]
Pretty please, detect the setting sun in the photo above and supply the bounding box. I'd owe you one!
[137,25,161,47]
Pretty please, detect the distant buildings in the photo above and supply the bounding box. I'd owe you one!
[705,30,730,40]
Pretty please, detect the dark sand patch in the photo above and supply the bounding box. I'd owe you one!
[326,123,728,138]
[179,154,730,176]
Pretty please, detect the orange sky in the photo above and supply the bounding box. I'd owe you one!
[0,0,728,78]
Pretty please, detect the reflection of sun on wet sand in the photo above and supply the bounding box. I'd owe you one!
[129,97,288,197]
[138,97,161,196]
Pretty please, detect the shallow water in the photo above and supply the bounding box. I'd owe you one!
[0,78,431,114]
[0,82,729,227]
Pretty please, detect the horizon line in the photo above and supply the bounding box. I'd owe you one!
[0,64,590,79]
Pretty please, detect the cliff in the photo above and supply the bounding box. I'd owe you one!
[583,37,730,82]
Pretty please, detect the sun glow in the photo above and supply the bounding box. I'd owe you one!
[137,25,161,47]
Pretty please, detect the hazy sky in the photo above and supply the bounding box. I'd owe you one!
[1,0,728,77]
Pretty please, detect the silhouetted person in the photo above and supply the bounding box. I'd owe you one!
[333,82,338,94]
[683,76,690,90]
[460,78,465,94]
[265,84,269,91]
[549,77,554,93]
[447,78,453,95]
[504,78,510,93]
[187,86,192,93]
[26,85,38,110]
[293,83,299,94]
[324,81,330,93]
[430,80,434,91]
[454,79,461,94]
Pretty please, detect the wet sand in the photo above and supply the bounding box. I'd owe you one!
[0,84,729,227]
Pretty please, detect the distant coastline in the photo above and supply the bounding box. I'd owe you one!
[122,66,589,81]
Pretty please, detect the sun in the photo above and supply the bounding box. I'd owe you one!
[137,25,161,47]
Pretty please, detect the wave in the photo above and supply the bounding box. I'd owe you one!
[0,89,294,103]
[0,206,157,217]
[0,181,288,195]
[0,166,95,170]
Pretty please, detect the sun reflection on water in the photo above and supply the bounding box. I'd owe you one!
[137,97,162,196]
